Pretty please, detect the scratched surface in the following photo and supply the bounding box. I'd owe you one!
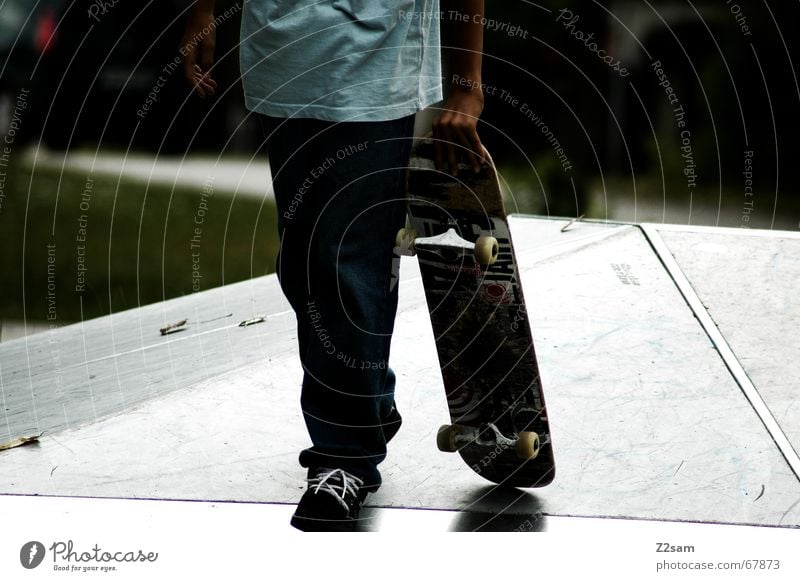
[656,227,800,456]
[0,276,293,446]
[1,218,798,527]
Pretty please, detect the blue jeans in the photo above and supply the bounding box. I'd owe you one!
[261,114,416,490]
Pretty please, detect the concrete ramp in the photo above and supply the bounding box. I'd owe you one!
[1,217,799,530]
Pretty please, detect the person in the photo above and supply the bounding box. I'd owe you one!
[181,0,486,531]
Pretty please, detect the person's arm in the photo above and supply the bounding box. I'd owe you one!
[180,0,218,97]
[433,0,485,174]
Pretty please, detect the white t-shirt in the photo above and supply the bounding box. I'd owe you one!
[240,0,443,121]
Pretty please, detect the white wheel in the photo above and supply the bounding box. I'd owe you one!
[436,424,459,453]
[395,227,417,256]
[515,431,540,460]
[474,236,499,265]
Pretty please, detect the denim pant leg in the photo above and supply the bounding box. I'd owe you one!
[262,114,415,490]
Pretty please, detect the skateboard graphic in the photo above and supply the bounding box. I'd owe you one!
[399,139,555,488]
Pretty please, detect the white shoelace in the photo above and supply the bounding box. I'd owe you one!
[309,469,365,511]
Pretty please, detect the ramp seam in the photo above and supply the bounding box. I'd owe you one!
[640,224,800,483]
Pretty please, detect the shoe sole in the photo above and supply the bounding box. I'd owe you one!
[290,514,359,532]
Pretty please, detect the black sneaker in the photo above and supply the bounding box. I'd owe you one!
[291,468,368,531]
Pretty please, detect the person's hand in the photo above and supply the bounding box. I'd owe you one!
[180,7,218,97]
[432,85,486,175]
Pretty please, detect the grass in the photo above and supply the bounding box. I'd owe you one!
[4,155,797,325]
[0,161,279,323]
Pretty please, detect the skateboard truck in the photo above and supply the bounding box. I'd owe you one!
[395,227,499,266]
[437,423,540,460]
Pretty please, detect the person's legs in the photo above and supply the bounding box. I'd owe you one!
[263,114,414,492]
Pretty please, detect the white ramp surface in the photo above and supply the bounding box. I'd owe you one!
[652,225,800,454]
[1,217,799,529]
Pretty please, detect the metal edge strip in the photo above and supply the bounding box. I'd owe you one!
[640,223,800,482]
[642,222,800,239]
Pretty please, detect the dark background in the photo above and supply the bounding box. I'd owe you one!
[3,0,797,211]
[1,0,798,322]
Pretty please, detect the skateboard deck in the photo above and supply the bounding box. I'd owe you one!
[402,139,555,488]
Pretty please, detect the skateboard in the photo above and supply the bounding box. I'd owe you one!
[398,138,555,488]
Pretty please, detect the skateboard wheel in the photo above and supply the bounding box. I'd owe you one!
[395,228,417,256]
[515,431,540,460]
[436,424,459,453]
[474,236,499,265]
